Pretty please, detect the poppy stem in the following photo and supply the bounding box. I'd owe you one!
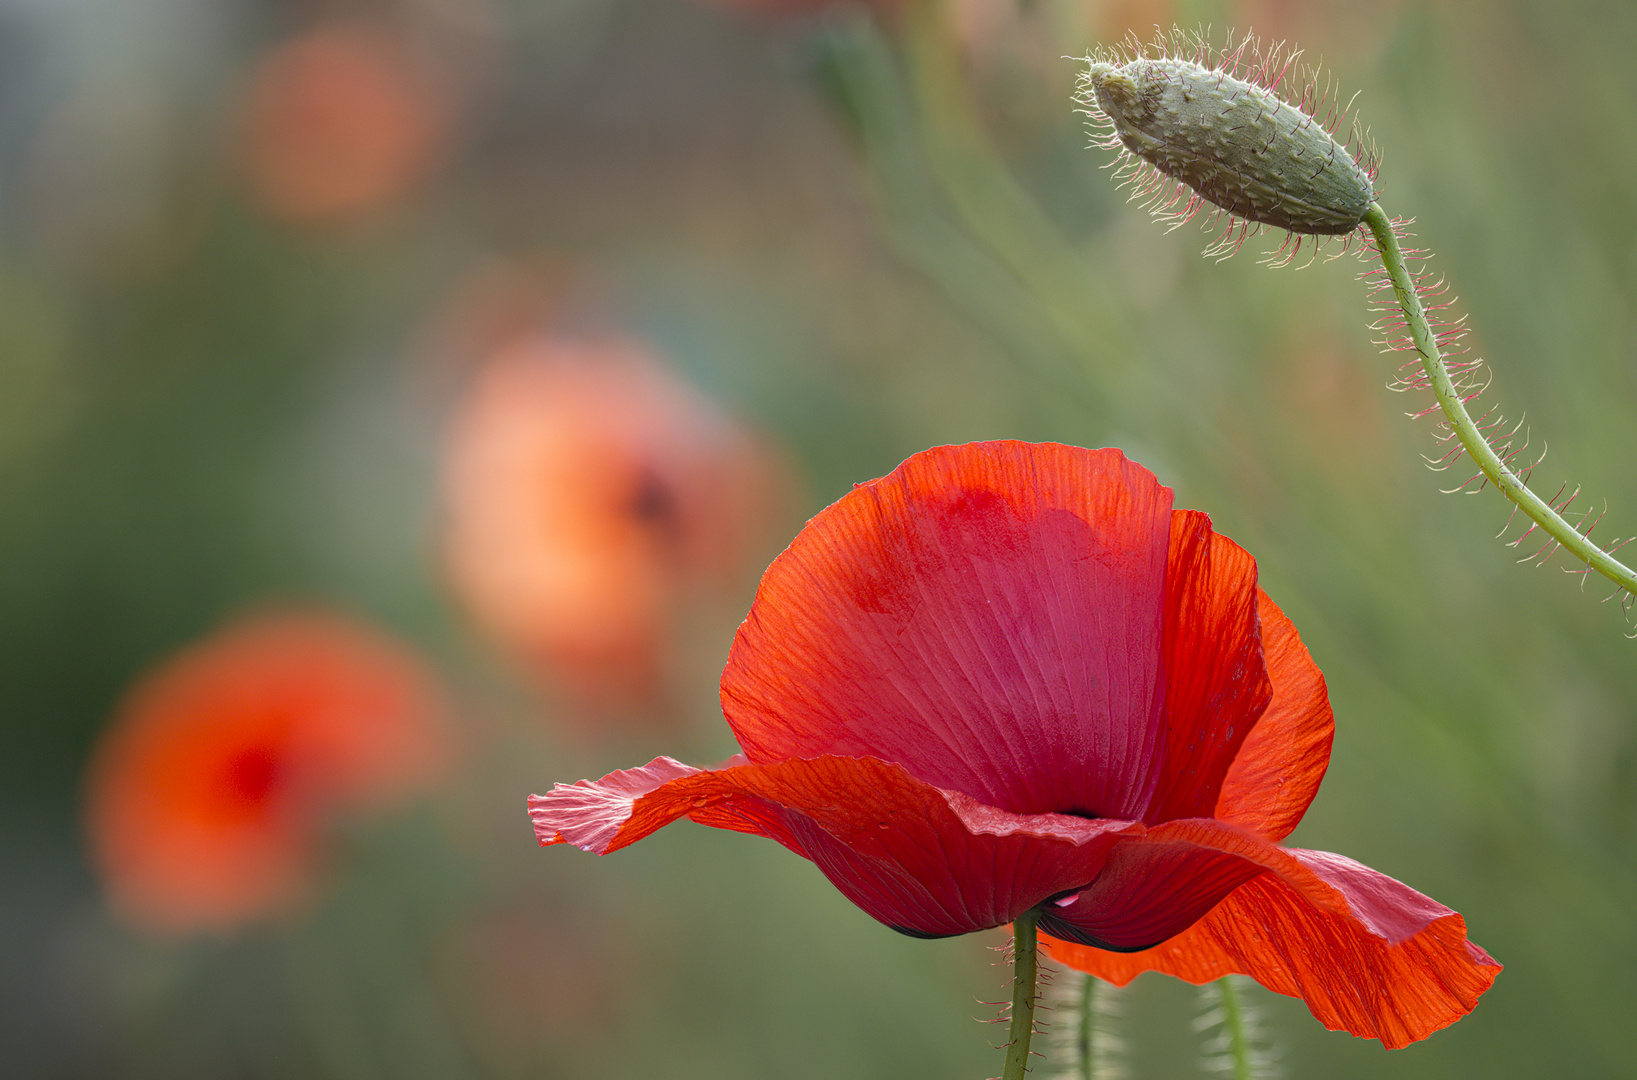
[1216,975,1254,1080]
[1074,972,1095,1080]
[1362,202,1637,605]
[1002,906,1042,1080]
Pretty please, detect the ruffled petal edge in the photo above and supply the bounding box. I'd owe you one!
[1039,847,1499,1048]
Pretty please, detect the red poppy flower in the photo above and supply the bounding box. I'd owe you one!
[440,335,776,709]
[529,441,1498,1045]
[85,610,448,934]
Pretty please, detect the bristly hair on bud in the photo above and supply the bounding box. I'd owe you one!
[1074,28,1378,265]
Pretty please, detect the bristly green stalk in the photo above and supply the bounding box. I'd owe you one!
[1045,969,1126,1080]
[1196,976,1280,1080]
[1214,976,1253,1080]
[1003,907,1043,1080]
[1363,204,1637,608]
[1078,31,1637,620]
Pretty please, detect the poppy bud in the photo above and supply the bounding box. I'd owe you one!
[1077,36,1376,254]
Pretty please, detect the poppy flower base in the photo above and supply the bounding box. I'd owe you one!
[530,441,1499,1061]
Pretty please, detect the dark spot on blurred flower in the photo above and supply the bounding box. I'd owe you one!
[225,745,281,806]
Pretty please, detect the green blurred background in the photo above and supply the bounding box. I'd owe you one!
[3,0,1635,1076]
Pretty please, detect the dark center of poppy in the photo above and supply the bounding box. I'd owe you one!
[628,466,677,526]
[1061,808,1100,820]
[225,746,282,806]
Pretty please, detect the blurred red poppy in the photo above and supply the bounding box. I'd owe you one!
[85,610,448,934]
[241,24,447,225]
[440,335,775,710]
[530,441,1499,1047]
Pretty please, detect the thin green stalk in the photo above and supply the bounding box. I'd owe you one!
[809,15,1110,420]
[900,0,1135,371]
[1004,908,1043,1080]
[1074,973,1095,1080]
[1215,976,1254,1080]
[1363,203,1637,603]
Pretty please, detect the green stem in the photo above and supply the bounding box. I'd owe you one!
[1075,973,1095,1080]
[1003,908,1042,1080]
[1363,203,1637,602]
[811,14,1103,413]
[1216,976,1254,1080]
[900,0,1135,371]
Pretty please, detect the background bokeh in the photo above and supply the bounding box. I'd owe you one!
[3,0,1635,1077]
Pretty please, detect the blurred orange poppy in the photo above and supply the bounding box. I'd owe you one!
[241,24,448,225]
[84,610,449,934]
[440,335,776,711]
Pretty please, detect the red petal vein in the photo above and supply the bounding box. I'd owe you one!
[1146,511,1270,824]
[1213,591,1334,840]
[721,442,1174,820]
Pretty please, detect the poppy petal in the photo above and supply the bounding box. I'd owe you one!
[1037,817,1353,951]
[530,753,1145,937]
[1039,847,1500,1048]
[720,441,1174,820]
[1143,511,1270,824]
[1214,591,1334,840]
[529,755,705,853]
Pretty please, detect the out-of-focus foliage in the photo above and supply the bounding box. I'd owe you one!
[1,0,1633,1077]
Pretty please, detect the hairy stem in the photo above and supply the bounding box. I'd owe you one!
[1004,908,1042,1080]
[1216,976,1254,1080]
[1363,203,1637,601]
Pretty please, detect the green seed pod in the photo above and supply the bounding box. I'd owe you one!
[1076,35,1377,257]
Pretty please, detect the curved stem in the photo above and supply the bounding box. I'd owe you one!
[1003,907,1042,1080]
[1363,202,1637,601]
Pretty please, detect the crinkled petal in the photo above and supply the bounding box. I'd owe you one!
[529,756,703,852]
[1037,817,1350,951]
[1214,590,1334,840]
[1040,847,1500,1048]
[1144,511,1270,824]
[529,753,1144,937]
[720,441,1174,820]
